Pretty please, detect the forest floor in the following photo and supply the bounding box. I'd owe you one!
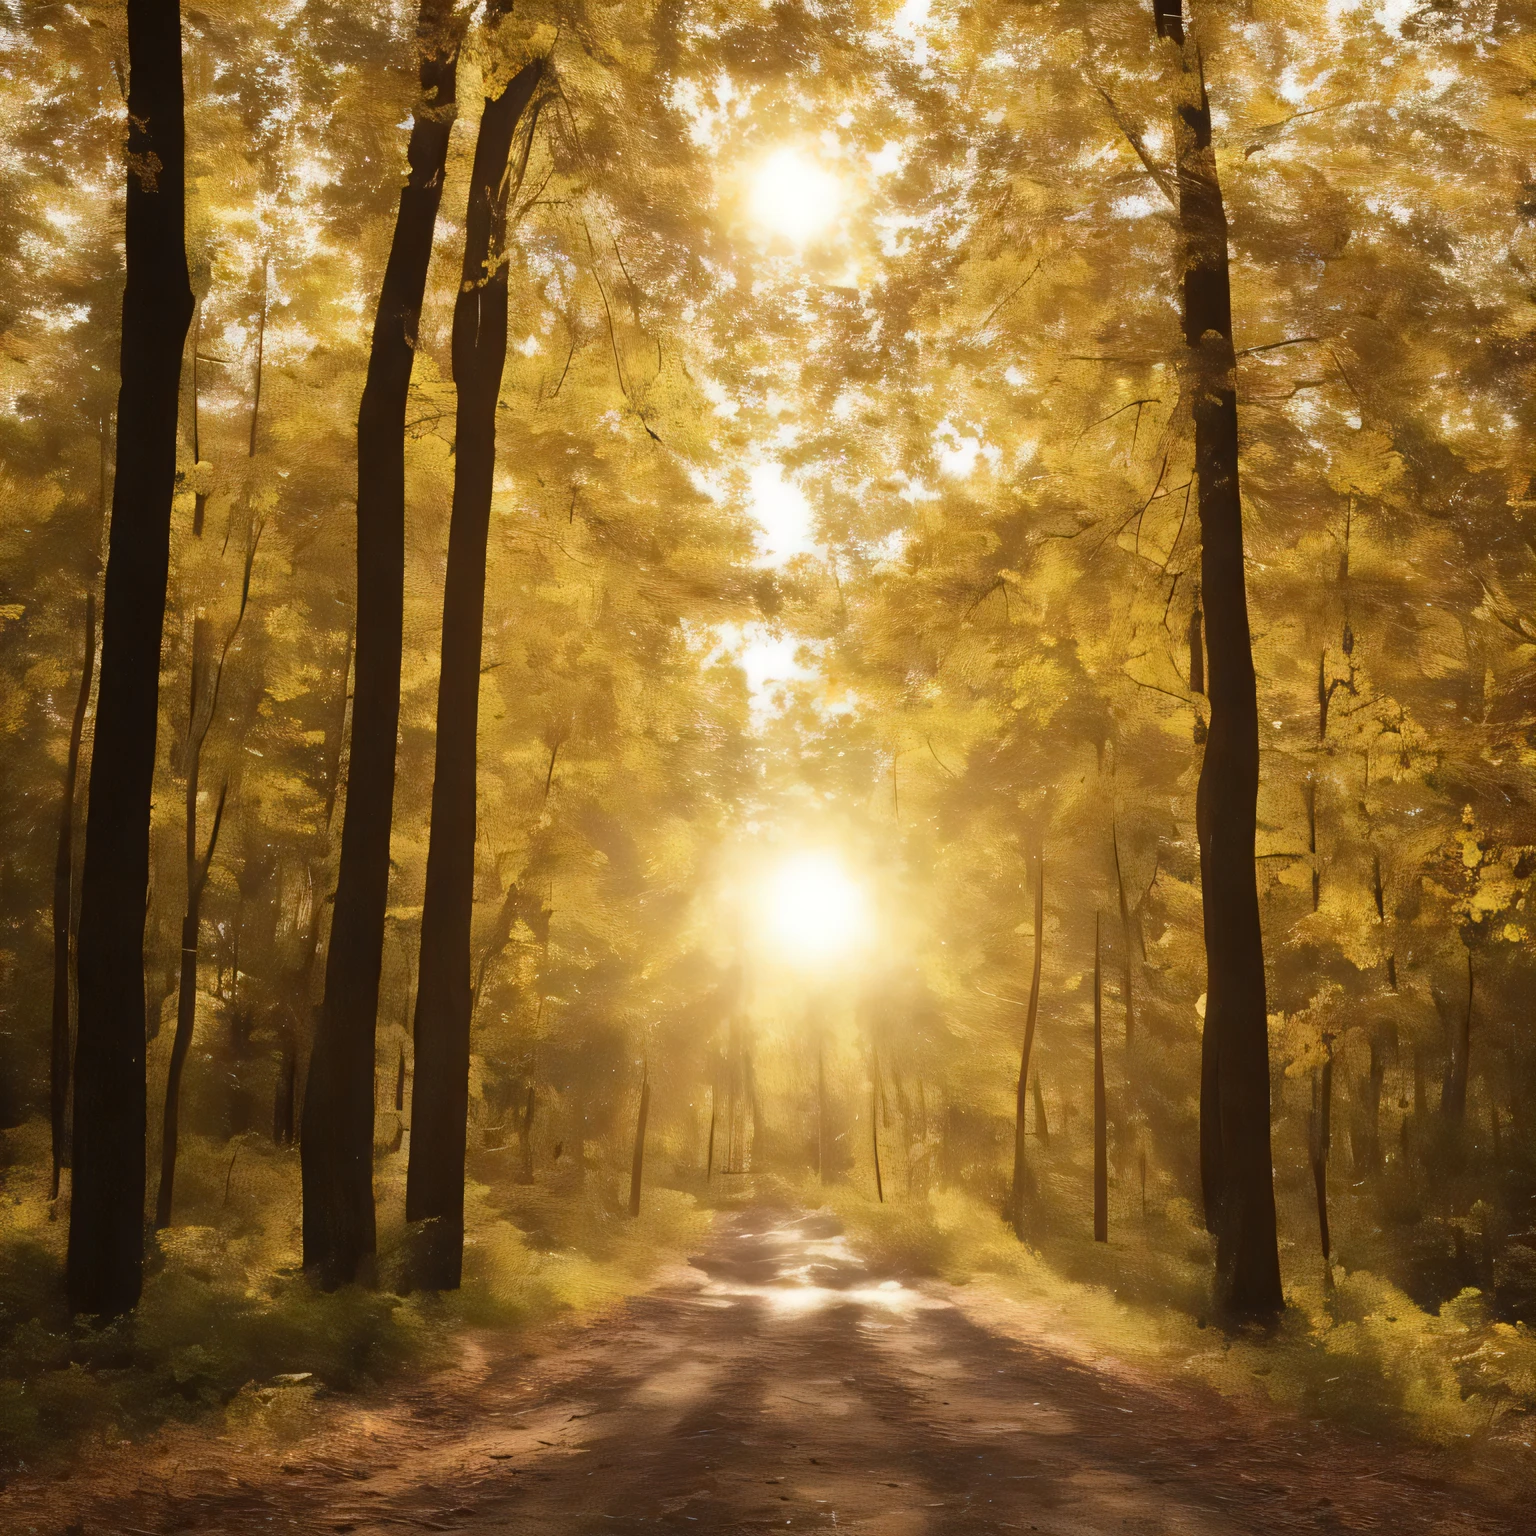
[2,1206,1530,1536]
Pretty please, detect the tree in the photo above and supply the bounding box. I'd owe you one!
[154,530,256,1228]
[1153,0,1281,1317]
[1093,910,1107,1244]
[1011,852,1043,1239]
[406,44,544,1290]
[302,0,468,1289]
[628,1061,650,1218]
[50,593,94,1200]
[68,0,196,1317]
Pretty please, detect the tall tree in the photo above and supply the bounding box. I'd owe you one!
[628,1061,651,1219]
[67,0,195,1317]
[1093,910,1107,1244]
[405,52,543,1288]
[50,593,95,1200]
[1011,851,1043,1239]
[1154,0,1282,1316]
[301,0,467,1289]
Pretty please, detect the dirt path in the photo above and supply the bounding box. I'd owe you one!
[5,1208,1530,1534]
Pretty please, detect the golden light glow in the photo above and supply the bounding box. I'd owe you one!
[761,851,868,963]
[750,150,842,244]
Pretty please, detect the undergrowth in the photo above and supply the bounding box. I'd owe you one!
[0,1120,706,1477]
[815,1173,1536,1473]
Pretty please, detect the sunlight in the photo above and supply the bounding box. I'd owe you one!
[750,149,842,244]
[761,851,868,964]
[748,460,816,565]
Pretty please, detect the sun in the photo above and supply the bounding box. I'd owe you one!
[749,150,842,245]
[762,851,868,964]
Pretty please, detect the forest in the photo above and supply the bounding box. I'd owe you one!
[3,0,1536,1529]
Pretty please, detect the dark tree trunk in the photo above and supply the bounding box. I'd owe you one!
[302,0,466,1290]
[1156,0,1282,1317]
[1012,851,1044,1238]
[1306,774,1320,912]
[51,594,95,1200]
[394,1048,407,1112]
[405,58,542,1291]
[1093,912,1108,1244]
[1309,1054,1333,1261]
[1112,824,1136,1053]
[68,0,195,1317]
[1033,1069,1049,1146]
[628,1066,650,1218]
[871,1054,884,1204]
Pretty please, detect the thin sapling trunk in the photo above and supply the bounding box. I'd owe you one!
[51,593,95,1199]
[1094,911,1108,1244]
[628,1064,650,1218]
[1012,850,1044,1238]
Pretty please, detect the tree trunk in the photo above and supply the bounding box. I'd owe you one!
[154,531,253,1227]
[51,594,95,1200]
[628,1065,650,1218]
[1306,774,1320,912]
[871,1055,884,1204]
[706,1080,717,1181]
[1093,911,1108,1244]
[1033,1069,1049,1146]
[68,0,195,1317]
[1012,851,1044,1238]
[1112,823,1136,1053]
[154,620,229,1228]
[405,58,542,1291]
[302,0,466,1290]
[1309,1053,1332,1261]
[1155,0,1282,1317]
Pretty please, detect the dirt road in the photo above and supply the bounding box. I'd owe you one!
[5,1208,1529,1534]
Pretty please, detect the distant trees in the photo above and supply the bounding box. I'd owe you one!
[68,0,195,1317]
[155,533,256,1229]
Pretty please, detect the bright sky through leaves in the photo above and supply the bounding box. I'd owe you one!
[760,851,868,966]
[749,150,842,245]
